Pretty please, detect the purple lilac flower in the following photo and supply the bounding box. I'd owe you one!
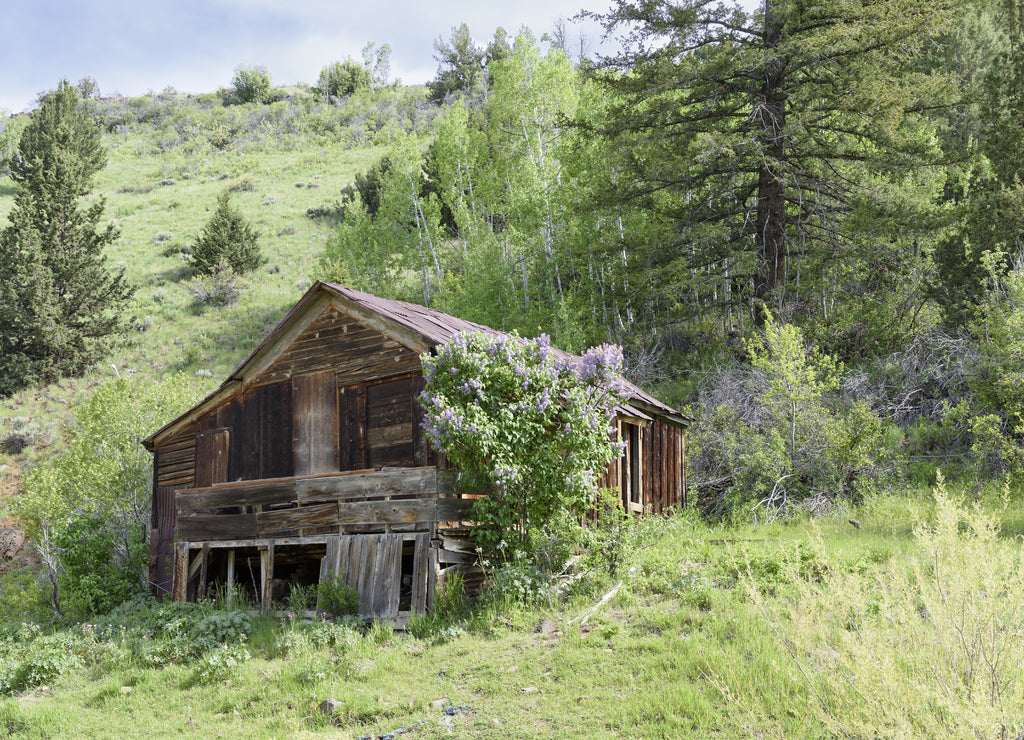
[534,333,551,362]
[534,388,551,413]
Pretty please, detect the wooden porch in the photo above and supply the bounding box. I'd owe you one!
[169,466,477,620]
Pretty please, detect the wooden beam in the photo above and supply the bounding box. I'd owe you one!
[411,532,429,614]
[199,543,209,599]
[297,467,449,502]
[177,513,257,541]
[172,542,189,602]
[177,481,297,512]
[437,548,477,565]
[426,545,437,612]
[256,503,338,537]
[336,499,435,526]
[260,544,274,614]
[226,550,236,608]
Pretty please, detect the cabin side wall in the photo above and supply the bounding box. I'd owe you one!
[642,419,686,512]
[599,416,687,514]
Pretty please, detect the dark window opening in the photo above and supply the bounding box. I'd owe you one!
[399,541,416,612]
[621,422,643,513]
[185,544,326,609]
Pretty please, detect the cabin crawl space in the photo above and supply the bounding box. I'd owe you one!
[143,282,690,622]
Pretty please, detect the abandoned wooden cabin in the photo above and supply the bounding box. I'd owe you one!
[143,281,690,621]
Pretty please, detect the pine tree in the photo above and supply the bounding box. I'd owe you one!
[189,191,264,276]
[428,24,486,102]
[0,80,132,397]
[933,0,1024,326]
[583,0,960,322]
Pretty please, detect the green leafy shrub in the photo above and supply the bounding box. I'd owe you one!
[193,643,250,683]
[955,261,1024,477]
[14,375,202,619]
[0,625,90,695]
[88,596,252,671]
[52,512,146,618]
[231,65,272,104]
[0,569,48,622]
[188,192,264,276]
[690,314,886,519]
[315,60,371,100]
[316,576,359,618]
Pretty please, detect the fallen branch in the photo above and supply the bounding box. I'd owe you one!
[574,580,623,627]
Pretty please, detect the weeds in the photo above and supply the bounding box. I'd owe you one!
[751,474,1024,738]
[315,575,359,618]
[0,417,48,455]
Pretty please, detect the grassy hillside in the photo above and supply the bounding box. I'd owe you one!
[0,86,435,500]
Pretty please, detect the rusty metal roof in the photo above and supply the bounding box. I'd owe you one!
[321,282,507,345]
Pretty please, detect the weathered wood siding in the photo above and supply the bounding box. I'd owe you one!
[641,420,686,512]
[156,433,196,488]
[293,370,340,476]
[152,305,428,491]
[150,479,186,596]
[594,419,687,515]
[367,376,416,467]
[257,305,421,387]
[174,468,464,542]
[318,533,429,618]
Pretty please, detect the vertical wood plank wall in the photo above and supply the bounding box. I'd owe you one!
[195,429,229,488]
[150,481,186,597]
[591,419,688,516]
[638,420,687,512]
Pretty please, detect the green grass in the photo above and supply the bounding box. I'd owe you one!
[7,487,1015,739]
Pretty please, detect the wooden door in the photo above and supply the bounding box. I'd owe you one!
[195,428,229,488]
[319,533,431,618]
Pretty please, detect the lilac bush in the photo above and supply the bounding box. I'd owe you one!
[420,331,625,556]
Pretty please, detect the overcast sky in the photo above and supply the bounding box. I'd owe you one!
[1,0,629,113]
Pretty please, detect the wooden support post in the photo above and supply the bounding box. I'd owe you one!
[226,549,236,609]
[411,532,429,614]
[199,543,210,600]
[260,543,275,614]
[172,542,189,602]
[426,545,438,612]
